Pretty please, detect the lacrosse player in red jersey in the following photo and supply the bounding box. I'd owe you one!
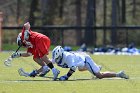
[12,22,60,80]
[15,36,50,77]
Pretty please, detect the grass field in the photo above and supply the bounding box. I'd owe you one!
[0,52,140,93]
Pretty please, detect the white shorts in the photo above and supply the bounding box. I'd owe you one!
[84,55,100,75]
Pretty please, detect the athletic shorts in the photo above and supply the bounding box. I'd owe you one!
[35,36,50,58]
[85,56,100,75]
[27,48,38,58]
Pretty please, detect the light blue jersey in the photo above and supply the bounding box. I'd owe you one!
[54,51,100,74]
[57,52,85,68]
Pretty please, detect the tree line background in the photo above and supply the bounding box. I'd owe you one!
[1,0,140,47]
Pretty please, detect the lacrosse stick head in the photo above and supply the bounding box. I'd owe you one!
[4,57,12,66]
[18,68,29,77]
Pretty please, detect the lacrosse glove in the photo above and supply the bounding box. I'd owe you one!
[29,70,38,77]
[59,75,69,81]
[11,52,21,58]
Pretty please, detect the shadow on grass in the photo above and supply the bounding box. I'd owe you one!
[3,78,94,83]
[2,77,127,83]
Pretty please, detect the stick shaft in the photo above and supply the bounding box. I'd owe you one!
[15,46,21,53]
[18,68,60,79]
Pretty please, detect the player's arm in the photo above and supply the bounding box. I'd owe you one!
[11,52,32,58]
[59,66,77,81]
[20,52,32,57]
[59,56,76,80]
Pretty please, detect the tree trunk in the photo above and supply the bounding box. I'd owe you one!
[41,0,58,25]
[121,0,126,24]
[17,0,20,25]
[103,0,107,46]
[59,0,64,18]
[111,0,117,46]
[75,0,82,45]
[59,0,64,46]
[85,0,96,46]
[41,0,58,36]
[29,0,38,26]
[132,0,136,18]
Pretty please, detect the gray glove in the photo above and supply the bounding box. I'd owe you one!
[11,52,21,58]
[59,75,69,81]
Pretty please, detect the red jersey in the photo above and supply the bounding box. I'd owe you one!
[21,27,51,58]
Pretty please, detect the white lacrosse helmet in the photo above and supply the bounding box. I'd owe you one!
[52,46,64,63]
[17,33,22,46]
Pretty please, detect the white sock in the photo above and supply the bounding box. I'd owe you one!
[42,66,49,74]
[52,68,57,73]
[116,72,120,77]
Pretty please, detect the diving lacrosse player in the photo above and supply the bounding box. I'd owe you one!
[52,46,129,81]
[11,22,60,80]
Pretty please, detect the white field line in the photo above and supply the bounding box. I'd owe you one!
[0,77,140,83]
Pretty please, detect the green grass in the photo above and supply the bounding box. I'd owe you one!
[2,44,26,51]
[0,52,140,93]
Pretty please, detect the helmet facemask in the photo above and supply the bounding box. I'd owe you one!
[55,56,62,63]
[52,46,64,64]
[17,33,23,47]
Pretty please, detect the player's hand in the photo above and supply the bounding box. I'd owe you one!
[29,70,38,77]
[59,75,69,81]
[11,52,21,58]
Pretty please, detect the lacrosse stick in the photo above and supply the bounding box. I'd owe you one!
[18,68,30,77]
[4,46,21,66]
[18,68,60,80]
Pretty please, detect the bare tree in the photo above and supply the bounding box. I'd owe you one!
[85,0,96,46]
[132,0,136,18]
[103,0,107,46]
[121,0,126,24]
[16,0,20,25]
[111,0,117,46]
[75,0,82,45]
[29,0,38,26]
